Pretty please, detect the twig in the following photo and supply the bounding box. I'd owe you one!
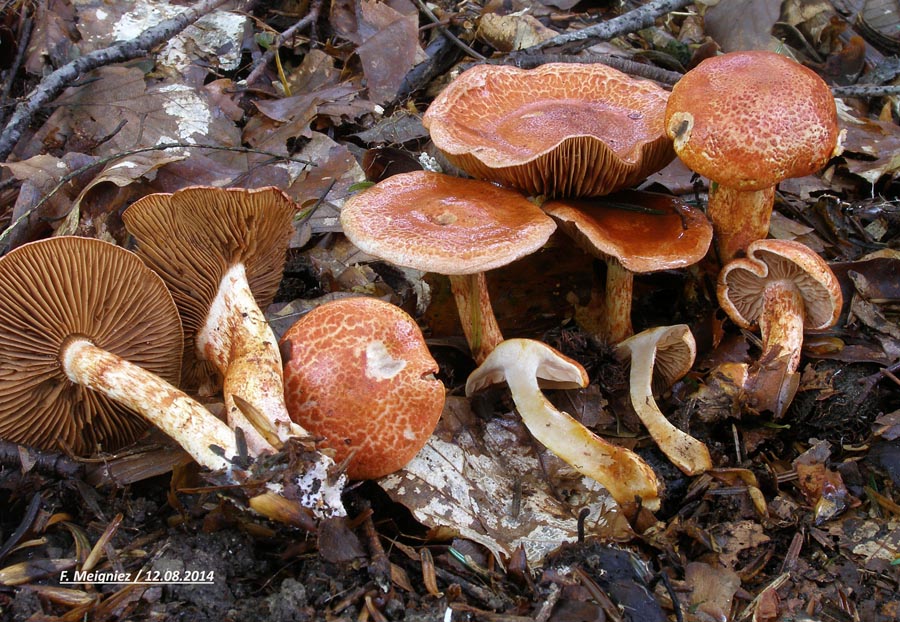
[395,29,463,103]
[497,52,682,85]
[0,440,84,480]
[833,84,900,98]
[0,0,230,163]
[412,0,486,61]
[244,0,325,88]
[0,12,33,128]
[0,142,314,254]
[515,0,695,56]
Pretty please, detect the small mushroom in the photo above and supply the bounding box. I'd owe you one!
[123,186,303,455]
[665,51,841,262]
[717,239,843,417]
[542,190,712,344]
[340,171,556,363]
[423,62,674,197]
[616,325,712,475]
[543,191,712,343]
[0,237,240,471]
[280,297,446,480]
[466,338,661,511]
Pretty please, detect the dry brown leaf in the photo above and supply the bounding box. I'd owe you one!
[31,65,242,158]
[1,152,98,248]
[23,0,77,75]
[709,520,771,570]
[685,561,741,622]
[477,13,557,52]
[839,114,900,185]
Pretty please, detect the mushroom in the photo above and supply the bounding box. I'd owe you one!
[717,239,843,417]
[122,186,303,456]
[280,297,446,479]
[616,325,712,476]
[543,190,712,343]
[340,170,557,364]
[665,50,841,262]
[0,237,240,471]
[423,62,674,197]
[466,338,661,511]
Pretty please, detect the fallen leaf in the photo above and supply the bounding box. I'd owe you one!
[380,396,634,564]
[685,561,741,622]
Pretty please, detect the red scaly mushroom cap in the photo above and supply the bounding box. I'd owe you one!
[281,297,445,480]
[665,51,840,192]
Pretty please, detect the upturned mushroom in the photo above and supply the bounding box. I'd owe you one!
[0,237,240,471]
[717,239,843,417]
[281,297,445,479]
[665,51,841,262]
[122,186,304,456]
[466,338,661,511]
[543,190,712,343]
[423,62,674,197]
[340,171,556,364]
[616,325,712,476]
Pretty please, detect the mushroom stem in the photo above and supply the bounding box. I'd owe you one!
[449,273,504,365]
[707,185,775,262]
[600,259,635,343]
[467,339,660,511]
[617,326,712,476]
[748,282,805,417]
[197,263,300,455]
[61,338,240,472]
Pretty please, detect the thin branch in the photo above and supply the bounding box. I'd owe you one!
[515,0,695,56]
[0,142,315,254]
[833,84,900,98]
[412,0,486,62]
[244,0,325,88]
[0,0,230,163]
[500,53,682,85]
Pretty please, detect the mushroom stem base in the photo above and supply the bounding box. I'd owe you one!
[708,185,775,263]
[61,338,239,472]
[748,283,805,417]
[198,263,299,455]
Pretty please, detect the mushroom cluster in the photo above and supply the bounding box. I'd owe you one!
[0,233,350,520]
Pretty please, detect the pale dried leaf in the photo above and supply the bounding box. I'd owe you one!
[380,396,633,565]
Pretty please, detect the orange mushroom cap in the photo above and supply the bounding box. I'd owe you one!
[281,297,446,480]
[717,239,842,332]
[543,190,712,273]
[424,63,675,197]
[340,171,556,274]
[665,51,840,192]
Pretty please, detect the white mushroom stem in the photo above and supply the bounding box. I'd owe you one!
[61,338,239,473]
[617,326,712,476]
[748,282,805,417]
[466,338,660,511]
[197,263,302,456]
[707,185,775,263]
[449,272,505,365]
